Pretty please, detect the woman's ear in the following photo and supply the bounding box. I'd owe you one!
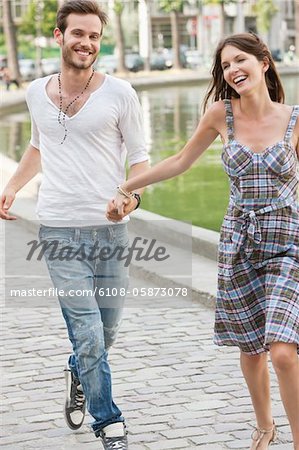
[262,57,270,73]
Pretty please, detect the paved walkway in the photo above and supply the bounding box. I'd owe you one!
[1,221,293,449]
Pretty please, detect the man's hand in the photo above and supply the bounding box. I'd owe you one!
[0,188,17,220]
[106,195,138,222]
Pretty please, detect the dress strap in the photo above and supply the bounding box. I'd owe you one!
[223,99,234,141]
[284,105,299,142]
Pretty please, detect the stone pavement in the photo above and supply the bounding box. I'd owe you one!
[1,221,294,450]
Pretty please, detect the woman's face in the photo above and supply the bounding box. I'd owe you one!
[220,44,268,95]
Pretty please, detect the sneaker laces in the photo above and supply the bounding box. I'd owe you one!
[102,437,127,449]
[71,379,85,410]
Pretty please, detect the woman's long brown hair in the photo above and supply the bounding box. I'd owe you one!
[203,33,285,113]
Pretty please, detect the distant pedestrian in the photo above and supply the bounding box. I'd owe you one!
[2,67,20,91]
[110,33,299,450]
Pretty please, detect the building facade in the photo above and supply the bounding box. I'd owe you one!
[1,0,297,58]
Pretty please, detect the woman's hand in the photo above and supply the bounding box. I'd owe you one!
[106,193,137,222]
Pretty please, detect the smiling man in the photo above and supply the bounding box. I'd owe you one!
[0,1,149,449]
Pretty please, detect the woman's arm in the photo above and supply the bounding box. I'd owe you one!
[113,102,222,215]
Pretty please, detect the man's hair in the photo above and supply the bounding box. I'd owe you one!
[56,0,108,35]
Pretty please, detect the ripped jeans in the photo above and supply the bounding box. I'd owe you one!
[39,223,129,434]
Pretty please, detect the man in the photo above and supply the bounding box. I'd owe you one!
[0,1,149,449]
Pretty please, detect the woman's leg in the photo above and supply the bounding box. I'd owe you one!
[270,343,299,449]
[240,351,274,449]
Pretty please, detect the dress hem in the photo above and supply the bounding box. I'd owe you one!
[214,337,299,355]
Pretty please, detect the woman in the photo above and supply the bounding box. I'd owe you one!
[107,33,299,450]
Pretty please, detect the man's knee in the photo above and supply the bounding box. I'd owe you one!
[104,322,121,350]
[73,321,106,359]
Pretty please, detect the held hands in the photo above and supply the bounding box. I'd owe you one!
[0,188,17,220]
[106,193,137,222]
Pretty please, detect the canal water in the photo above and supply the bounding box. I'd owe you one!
[1,75,298,231]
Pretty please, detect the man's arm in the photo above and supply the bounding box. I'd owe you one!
[0,144,41,220]
[106,160,150,222]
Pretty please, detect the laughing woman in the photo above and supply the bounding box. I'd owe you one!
[107,33,299,450]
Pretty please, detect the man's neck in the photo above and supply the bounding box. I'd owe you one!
[59,65,95,96]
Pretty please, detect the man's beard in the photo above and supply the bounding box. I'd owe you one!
[62,45,98,70]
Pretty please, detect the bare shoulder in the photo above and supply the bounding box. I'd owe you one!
[202,100,226,133]
[275,102,293,116]
[205,99,226,117]
[278,102,299,135]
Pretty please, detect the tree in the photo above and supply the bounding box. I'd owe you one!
[159,0,184,70]
[113,0,127,72]
[253,0,278,35]
[139,0,152,72]
[20,0,58,37]
[3,0,21,84]
[295,0,299,59]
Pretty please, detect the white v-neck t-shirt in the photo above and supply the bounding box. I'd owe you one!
[26,74,148,226]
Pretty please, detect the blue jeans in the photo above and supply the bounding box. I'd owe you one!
[39,224,129,434]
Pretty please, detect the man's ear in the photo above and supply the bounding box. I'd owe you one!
[54,28,63,46]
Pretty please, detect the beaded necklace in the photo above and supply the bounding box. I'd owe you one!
[57,68,95,144]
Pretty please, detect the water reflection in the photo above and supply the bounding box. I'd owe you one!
[0,111,31,162]
[1,75,298,231]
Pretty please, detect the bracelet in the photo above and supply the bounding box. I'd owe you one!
[133,193,141,210]
[117,185,133,199]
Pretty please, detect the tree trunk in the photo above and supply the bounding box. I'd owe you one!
[170,10,182,70]
[220,1,225,37]
[138,0,152,72]
[296,0,299,60]
[115,10,127,73]
[3,0,21,83]
[235,0,245,33]
[144,0,152,71]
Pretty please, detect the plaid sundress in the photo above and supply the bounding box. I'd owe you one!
[214,100,299,354]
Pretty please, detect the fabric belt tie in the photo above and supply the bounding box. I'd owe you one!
[243,210,262,244]
[231,196,295,246]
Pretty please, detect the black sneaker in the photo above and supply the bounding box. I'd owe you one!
[99,423,128,450]
[64,365,86,430]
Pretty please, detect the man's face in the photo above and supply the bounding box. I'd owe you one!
[55,13,102,70]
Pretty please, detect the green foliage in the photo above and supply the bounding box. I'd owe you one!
[113,0,125,15]
[253,0,278,32]
[19,0,58,37]
[158,0,185,13]
[202,0,235,5]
